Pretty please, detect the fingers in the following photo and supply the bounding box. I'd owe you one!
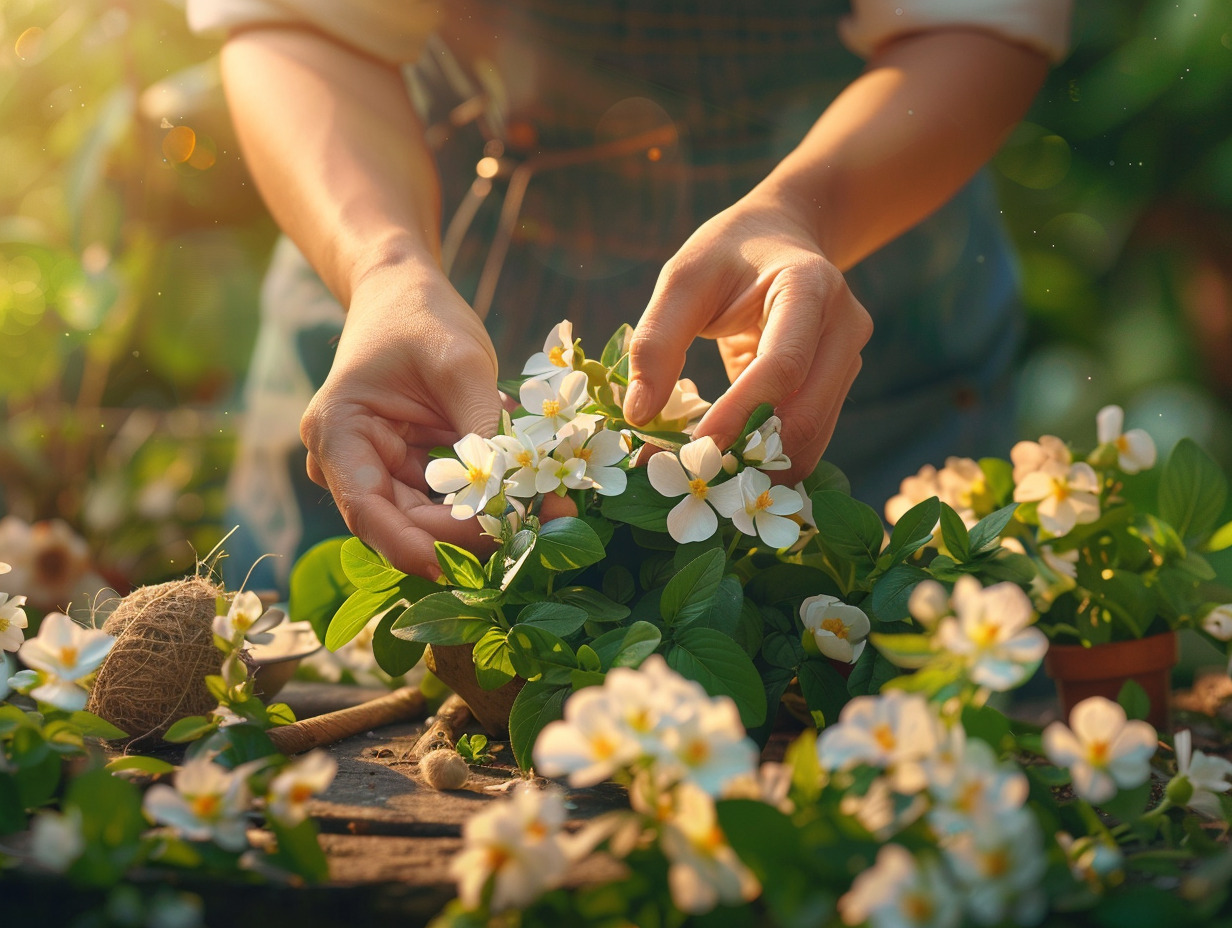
[695,260,872,477]
[624,255,728,426]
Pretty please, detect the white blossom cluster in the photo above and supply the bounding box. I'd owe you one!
[424,320,809,548]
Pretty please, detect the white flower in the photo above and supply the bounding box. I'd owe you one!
[425,433,508,520]
[710,468,803,549]
[1010,435,1071,484]
[740,416,790,471]
[941,806,1047,927]
[800,594,870,664]
[0,517,108,615]
[561,423,631,496]
[907,580,950,627]
[534,685,646,787]
[658,695,759,796]
[817,691,940,794]
[535,450,592,496]
[266,750,338,826]
[925,731,1029,836]
[29,806,84,872]
[936,456,987,521]
[521,320,575,385]
[0,591,28,652]
[1096,405,1156,474]
[660,783,760,914]
[647,437,729,544]
[450,783,570,912]
[934,578,1047,691]
[213,590,280,646]
[491,426,557,499]
[721,761,794,814]
[519,370,597,437]
[142,757,254,851]
[642,378,711,432]
[0,561,9,573]
[477,497,527,542]
[17,612,115,711]
[1013,461,1101,536]
[1202,604,1232,642]
[1056,831,1123,888]
[839,844,961,928]
[839,775,929,840]
[1172,728,1232,818]
[1042,696,1157,804]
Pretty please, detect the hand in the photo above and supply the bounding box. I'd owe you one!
[299,264,504,578]
[623,189,873,484]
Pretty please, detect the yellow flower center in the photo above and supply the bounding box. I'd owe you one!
[820,617,849,639]
[902,893,934,923]
[191,793,221,820]
[752,489,774,512]
[59,646,78,667]
[542,399,561,418]
[526,821,548,841]
[486,845,513,872]
[548,345,567,367]
[516,450,533,467]
[983,848,1012,878]
[0,618,8,633]
[1116,435,1130,453]
[682,738,711,766]
[1051,478,1071,503]
[970,620,1000,648]
[1088,740,1110,767]
[694,825,726,854]
[872,723,896,753]
[577,447,593,463]
[590,733,617,760]
[957,781,984,813]
[289,783,315,804]
[466,464,491,485]
[627,708,652,733]
[958,476,987,511]
[688,477,709,500]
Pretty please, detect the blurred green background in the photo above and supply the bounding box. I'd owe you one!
[0,0,1230,592]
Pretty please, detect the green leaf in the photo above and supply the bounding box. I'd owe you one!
[602,566,636,604]
[391,590,495,628]
[600,323,632,369]
[847,647,902,696]
[576,644,602,672]
[1204,519,1232,553]
[392,616,494,646]
[66,711,127,741]
[980,457,1015,507]
[1100,780,1152,822]
[666,627,767,728]
[163,715,219,743]
[744,564,839,607]
[797,659,851,727]
[868,563,930,625]
[939,503,971,561]
[733,598,765,656]
[627,428,691,452]
[800,459,851,498]
[473,627,516,690]
[1159,438,1228,543]
[885,496,939,563]
[105,755,176,776]
[434,542,488,590]
[372,604,426,677]
[554,586,630,623]
[686,575,745,637]
[268,817,330,884]
[325,586,404,651]
[341,536,407,591]
[65,767,146,887]
[288,537,356,642]
[810,491,885,572]
[1118,679,1151,722]
[737,403,776,445]
[968,502,1019,555]
[508,682,569,771]
[590,621,663,670]
[600,467,672,531]
[507,625,577,680]
[516,602,588,637]
[536,517,606,571]
[661,548,726,626]
[869,632,936,668]
[493,529,537,592]
[0,774,25,835]
[961,704,1011,749]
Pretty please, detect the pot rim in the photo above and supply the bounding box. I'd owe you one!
[1043,630,1178,681]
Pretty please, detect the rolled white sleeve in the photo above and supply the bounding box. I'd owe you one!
[186,0,439,65]
[840,0,1072,62]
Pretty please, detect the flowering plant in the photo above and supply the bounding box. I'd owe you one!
[297,320,1035,766]
[885,406,1232,650]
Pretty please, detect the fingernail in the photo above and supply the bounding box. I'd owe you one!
[624,380,649,425]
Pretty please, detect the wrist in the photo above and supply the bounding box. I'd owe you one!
[744,174,841,264]
[345,235,444,308]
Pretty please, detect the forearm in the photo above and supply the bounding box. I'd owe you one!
[760,29,1049,272]
[220,27,442,306]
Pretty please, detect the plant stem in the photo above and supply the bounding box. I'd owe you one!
[725,531,743,563]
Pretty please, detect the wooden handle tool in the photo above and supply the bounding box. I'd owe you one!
[266,686,429,755]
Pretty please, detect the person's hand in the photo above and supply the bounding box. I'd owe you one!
[299,263,504,578]
[622,189,872,484]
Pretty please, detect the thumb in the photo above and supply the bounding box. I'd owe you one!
[438,353,503,439]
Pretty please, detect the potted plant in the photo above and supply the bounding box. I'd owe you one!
[883,406,1232,728]
[288,320,1036,766]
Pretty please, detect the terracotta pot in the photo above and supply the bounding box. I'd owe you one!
[1043,631,1177,730]
[424,643,524,738]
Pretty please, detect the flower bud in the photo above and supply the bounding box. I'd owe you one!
[908,580,949,626]
[1165,774,1194,807]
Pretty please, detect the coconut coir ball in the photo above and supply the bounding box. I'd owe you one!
[86,576,225,745]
